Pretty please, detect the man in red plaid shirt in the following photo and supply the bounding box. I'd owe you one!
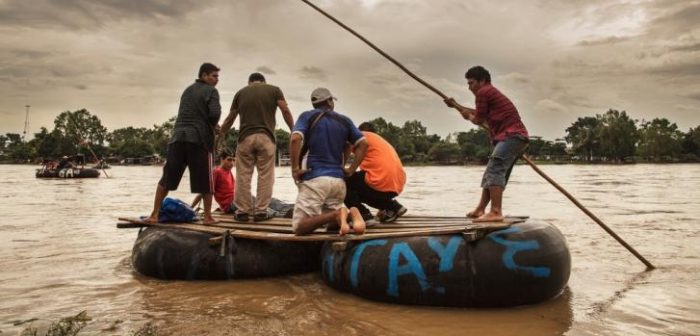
[445,66,529,222]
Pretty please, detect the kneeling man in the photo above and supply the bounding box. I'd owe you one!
[290,88,368,235]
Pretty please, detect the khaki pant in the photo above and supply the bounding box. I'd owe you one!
[292,176,346,231]
[235,133,276,215]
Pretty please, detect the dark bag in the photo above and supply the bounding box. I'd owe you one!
[159,197,197,223]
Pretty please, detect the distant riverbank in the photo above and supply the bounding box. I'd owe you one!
[4,159,700,167]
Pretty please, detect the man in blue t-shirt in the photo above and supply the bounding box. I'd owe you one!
[289,87,368,235]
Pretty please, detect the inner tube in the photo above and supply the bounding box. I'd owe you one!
[132,227,322,280]
[36,168,100,178]
[321,220,570,307]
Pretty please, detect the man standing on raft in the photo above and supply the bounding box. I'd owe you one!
[220,72,294,222]
[444,66,528,222]
[144,63,222,225]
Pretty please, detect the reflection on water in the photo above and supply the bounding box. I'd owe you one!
[0,164,698,335]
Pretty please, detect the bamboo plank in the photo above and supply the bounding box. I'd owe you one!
[118,220,495,236]
[210,215,527,226]
[117,218,226,236]
[206,223,512,244]
[119,217,522,234]
[118,216,517,242]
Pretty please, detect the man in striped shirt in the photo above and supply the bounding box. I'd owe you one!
[444,66,529,222]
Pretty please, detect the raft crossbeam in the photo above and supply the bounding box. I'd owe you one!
[117,215,525,244]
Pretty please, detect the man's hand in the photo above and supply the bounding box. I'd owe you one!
[343,167,355,177]
[444,97,458,108]
[292,167,309,184]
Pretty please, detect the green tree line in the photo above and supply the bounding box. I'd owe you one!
[1,108,699,164]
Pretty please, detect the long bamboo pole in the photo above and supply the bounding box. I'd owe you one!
[520,155,654,269]
[299,0,655,270]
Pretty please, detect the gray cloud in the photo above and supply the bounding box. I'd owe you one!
[577,36,631,46]
[299,66,328,81]
[368,73,402,86]
[646,61,700,77]
[669,43,700,53]
[647,1,700,36]
[0,0,698,141]
[501,72,530,84]
[0,0,201,29]
[684,92,700,101]
[256,66,277,75]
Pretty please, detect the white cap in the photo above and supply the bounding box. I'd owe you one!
[310,87,337,104]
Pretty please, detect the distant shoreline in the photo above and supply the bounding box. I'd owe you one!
[3,161,698,167]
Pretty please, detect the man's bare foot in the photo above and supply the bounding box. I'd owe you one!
[473,212,504,222]
[202,216,219,225]
[466,210,485,218]
[348,207,366,235]
[143,214,158,224]
[337,207,352,236]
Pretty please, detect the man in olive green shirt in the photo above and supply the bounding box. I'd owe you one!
[220,73,294,222]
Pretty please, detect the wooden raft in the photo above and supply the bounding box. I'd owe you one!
[117,213,527,245]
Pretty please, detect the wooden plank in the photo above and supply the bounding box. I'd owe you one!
[371,217,526,228]
[118,216,518,243]
[388,215,529,222]
[210,222,294,233]
[207,223,513,244]
[118,218,522,235]
[118,218,226,236]
[209,216,527,229]
[214,217,292,227]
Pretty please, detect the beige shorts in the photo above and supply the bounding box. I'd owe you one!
[292,176,346,230]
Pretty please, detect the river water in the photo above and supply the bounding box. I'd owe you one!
[0,164,698,335]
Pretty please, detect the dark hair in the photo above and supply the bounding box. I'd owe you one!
[465,66,491,83]
[248,72,266,83]
[219,148,234,160]
[312,100,332,109]
[358,122,375,132]
[198,63,220,78]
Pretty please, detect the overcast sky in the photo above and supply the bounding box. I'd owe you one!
[1,0,698,141]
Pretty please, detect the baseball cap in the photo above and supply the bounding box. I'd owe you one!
[310,87,337,104]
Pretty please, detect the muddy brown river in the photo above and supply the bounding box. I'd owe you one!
[0,164,698,335]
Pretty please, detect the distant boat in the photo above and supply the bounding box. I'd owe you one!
[36,167,100,178]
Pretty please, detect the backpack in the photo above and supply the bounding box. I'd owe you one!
[159,197,197,223]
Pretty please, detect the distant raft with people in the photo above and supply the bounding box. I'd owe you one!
[36,167,100,178]
[117,215,570,307]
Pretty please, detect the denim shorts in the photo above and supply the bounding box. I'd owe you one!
[481,135,528,188]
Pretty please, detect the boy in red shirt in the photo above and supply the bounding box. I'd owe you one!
[192,150,236,213]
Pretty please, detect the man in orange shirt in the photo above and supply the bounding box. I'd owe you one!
[344,122,407,223]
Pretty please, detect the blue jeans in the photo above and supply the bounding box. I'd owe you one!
[481,135,528,188]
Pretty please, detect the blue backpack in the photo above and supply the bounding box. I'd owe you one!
[159,197,197,223]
